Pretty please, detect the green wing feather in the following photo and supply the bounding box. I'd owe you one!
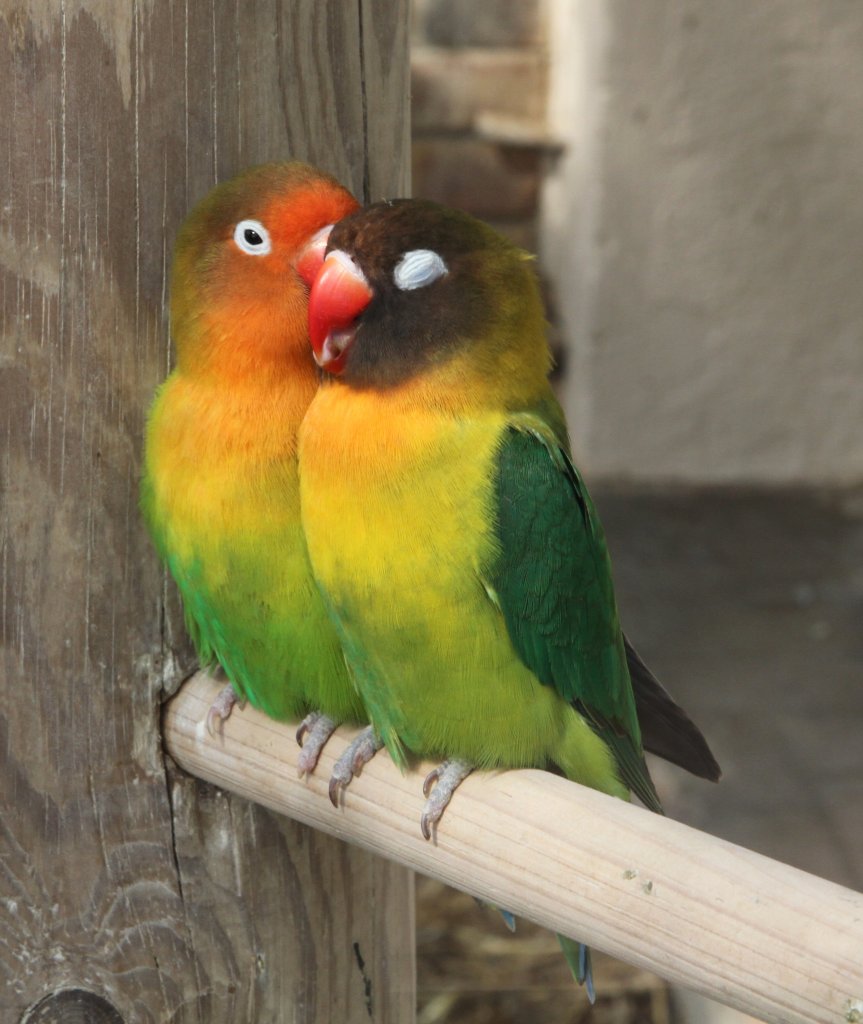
[487,412,662,813]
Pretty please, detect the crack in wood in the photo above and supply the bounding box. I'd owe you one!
[352,941,374,1018]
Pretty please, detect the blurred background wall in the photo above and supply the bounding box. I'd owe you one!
[413,0,863,486]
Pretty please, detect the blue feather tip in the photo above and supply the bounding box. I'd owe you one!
[557,935,596,1005]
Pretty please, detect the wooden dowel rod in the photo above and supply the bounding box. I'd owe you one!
[164,672,863,1024]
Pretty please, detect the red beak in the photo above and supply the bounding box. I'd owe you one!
[307,251,373,374]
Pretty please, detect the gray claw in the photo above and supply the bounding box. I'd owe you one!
[296,712,337,777]
[420,759,472,840]
[327,727,382,806]
[205,683,240,738]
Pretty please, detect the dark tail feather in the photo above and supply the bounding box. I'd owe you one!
[625,634,722,782]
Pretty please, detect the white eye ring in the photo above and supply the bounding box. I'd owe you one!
[233,219,272,255]
[393,249,447,291]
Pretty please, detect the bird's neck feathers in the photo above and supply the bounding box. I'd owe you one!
[162,293,320,464]
[467,278,553,410]
[151,359,316,473]
[176,307,314,384]
[338,269,553,418]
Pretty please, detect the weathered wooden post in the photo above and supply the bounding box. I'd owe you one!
[0,3,413,1021]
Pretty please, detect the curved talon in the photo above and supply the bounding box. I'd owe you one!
[419,759,473,841]
[205,683,239,739]
[296,711,322,748]
[296,712,337,776]
[422,767,440,798]
[420,811,434,842]
[326,726,382,808]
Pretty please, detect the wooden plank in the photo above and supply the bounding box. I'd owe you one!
[360,0,412,200]
[165,672,863,1024]
[0,2,413,1021]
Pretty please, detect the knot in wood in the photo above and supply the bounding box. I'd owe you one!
[21,989,124,1024]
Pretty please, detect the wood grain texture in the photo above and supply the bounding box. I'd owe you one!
[166,672,863,1024]
[0,2,412,1021]
[360,0,411,200]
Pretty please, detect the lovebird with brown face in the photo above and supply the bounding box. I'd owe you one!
[297,198,720,996]
[141,163,366,769]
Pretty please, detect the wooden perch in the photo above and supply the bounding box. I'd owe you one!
[164,672,863,1024]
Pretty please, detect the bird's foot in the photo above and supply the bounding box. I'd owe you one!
[328,726,382,806]
[205,683,242,738]
[420,759,473,840]
[296,712,337,776]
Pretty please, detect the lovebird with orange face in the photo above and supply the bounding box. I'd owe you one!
[298,199,720,995]
[141,163,365,767]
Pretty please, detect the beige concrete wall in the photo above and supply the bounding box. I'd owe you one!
[542,0,863,484]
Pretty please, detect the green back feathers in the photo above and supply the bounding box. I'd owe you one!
[488,415,662,812]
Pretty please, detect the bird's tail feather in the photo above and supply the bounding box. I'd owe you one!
[625,634,721,782]
[558,934,596,1004]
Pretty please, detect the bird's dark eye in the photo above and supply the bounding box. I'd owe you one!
[394,249,448,290]
[234,219,272,256]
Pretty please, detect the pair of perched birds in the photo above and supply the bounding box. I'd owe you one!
[142,162,720,998]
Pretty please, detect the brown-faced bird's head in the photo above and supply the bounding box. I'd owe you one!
[305,199,550,394]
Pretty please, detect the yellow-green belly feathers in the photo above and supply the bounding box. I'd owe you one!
[143,373,361,723]
[299,385,625,797]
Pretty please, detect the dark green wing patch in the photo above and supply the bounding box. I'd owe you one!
[488,423,661,812]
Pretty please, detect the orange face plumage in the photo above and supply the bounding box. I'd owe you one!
[169,163,359,382]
